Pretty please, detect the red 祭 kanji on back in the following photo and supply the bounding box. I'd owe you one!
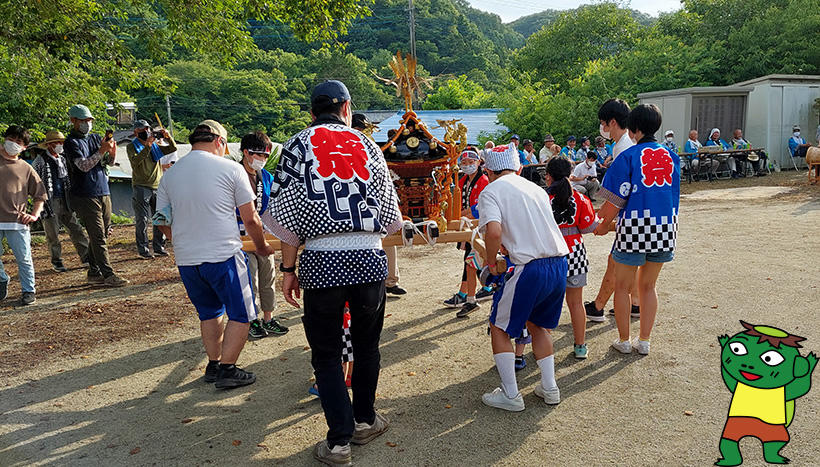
[310,127,371,181]
[640,147,674,187]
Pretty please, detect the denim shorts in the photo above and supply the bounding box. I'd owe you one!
[612,249,675,267]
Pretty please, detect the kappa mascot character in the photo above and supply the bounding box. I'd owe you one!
[716,321,817,466]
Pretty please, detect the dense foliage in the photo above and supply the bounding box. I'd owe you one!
[1,0,818,146]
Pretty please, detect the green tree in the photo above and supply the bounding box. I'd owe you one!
[516,3,644,85]
[422,75,494,110]
[0,0,372,133]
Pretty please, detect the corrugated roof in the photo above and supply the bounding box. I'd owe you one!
[372,109,507,144]
[638,86,750,99]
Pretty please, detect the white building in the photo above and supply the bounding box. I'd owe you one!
[638,74,820,169]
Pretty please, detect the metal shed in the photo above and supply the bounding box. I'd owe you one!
[639,74,820,168]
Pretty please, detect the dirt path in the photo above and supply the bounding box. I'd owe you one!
[1,173,819,466]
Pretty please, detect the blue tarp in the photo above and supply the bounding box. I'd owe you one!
[372,108,508,145]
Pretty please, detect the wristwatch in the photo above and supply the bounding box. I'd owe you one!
[279,263,296,273]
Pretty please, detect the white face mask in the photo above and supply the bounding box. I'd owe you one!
[249,158,265,171]
[78,121,92,135]
[666,137,674,143]
[53,144,64,155]
[4,140,23,156]
[460,164,478,175]
[794,131,801,138]
[599,123,610,140]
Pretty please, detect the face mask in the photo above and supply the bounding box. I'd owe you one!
[53,144,64,155]
[666,137,673,143]
[460,164,478,175]
[4,141,23,156]
[78,121,92,134]
[137,130,150,141]
[599,123,610,140]
[249,158,265,171]
[794,131,801,138]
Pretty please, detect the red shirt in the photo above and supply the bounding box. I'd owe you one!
[459,173,489,217]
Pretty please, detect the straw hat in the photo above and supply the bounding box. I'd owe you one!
[37,130,66,149]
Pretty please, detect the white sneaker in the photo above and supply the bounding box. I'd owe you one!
[482,387,525,412]
[611,338,632,354]
[533,384,560,405]
[632,338,650,355]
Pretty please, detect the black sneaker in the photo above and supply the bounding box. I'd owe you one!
[0,280,8,300]
[248,319,267,339]
[138,252,154,259]
[20,292,36,306]
[386,285,407,295]
[215,365,256,389]
[154,250,170,257]
[607,305,640,317]
[52,261,67,273]
[87,272,105,285]
[204,361,220,383]
[476,287,495,302]
[443,293,467,308]
[262,318,289,336]
[585,301,605,322]
[456,301,479,318]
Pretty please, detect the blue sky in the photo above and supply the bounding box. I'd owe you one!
[467,0,682,23]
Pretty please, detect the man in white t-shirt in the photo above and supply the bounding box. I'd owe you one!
[477,144,569,412]
[585,98,639,322]
[570,152,600,201]
[155,119,275,390]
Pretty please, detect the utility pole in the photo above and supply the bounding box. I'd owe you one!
[408,0,416,58]
[165,95,174,137]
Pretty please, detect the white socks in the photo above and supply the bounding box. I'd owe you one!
[467,295,476,304]
[493,352,519,398]
[537,355,557,390]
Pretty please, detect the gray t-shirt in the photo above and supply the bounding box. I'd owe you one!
[156,150,255,266]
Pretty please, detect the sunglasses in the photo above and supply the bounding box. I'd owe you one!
[247,150,270,157]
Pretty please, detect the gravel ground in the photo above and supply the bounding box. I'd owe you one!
[1,174,819,466]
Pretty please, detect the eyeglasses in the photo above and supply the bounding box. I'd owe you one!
[248,150,270,157]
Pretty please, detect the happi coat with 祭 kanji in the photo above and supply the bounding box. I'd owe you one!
[599,140,680,254]
[263,116,402,289]
[549,189,598,278]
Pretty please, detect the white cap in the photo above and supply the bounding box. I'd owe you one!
[483,144,520,172]
[664,129,674,137]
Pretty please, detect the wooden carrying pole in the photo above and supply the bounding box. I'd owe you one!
[242,229,477,253]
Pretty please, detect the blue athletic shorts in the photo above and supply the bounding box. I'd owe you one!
[611,249,675,267]
[490,256,567,337]
[179,251,257,323]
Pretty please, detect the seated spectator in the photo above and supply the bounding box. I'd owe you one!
[569,152,600,202]
[685,130,718,180]
[788,125,810,158]
[704,128,740,178]
[510,134,528,166]
[592,136,612,181]
[539,134,560,162]
[574,137,591,163]
[662,130,678,154]
[560,136,577,163]
[731,128,768,176]
[521,139,538,165]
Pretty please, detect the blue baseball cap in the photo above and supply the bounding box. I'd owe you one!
[311,80,351,106]
[567,135,576,142]
[510,134,520,141]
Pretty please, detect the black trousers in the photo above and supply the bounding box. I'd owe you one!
[303,280,386,447]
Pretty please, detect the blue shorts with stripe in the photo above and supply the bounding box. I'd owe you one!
[490,256,567,337]
[179,251,257,323]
